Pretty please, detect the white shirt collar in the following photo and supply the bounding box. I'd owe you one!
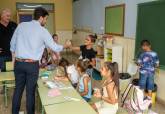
[32,20,41,25]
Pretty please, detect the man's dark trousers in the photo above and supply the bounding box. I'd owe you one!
[12,61,39,114]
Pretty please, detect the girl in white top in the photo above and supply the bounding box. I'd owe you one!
[53,59,79,88]
[67,64,79,87]
[91,62,119,114]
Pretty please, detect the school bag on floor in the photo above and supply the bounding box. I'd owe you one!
[121,80,152,114]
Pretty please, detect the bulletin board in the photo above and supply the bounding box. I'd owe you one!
[105,4,125,36]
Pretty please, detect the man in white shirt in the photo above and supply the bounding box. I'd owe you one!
[10,7,69,114]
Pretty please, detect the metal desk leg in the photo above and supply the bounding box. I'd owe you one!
[41,105,44,114]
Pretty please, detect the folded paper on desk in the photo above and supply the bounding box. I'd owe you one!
[48,88,61,97]
[46,80,66,89]
[64,96,80,101]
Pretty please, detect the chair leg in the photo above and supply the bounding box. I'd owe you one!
[4,81,8,107]
[37,91,40,113]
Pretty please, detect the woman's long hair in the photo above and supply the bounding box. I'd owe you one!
[104,62,119,93]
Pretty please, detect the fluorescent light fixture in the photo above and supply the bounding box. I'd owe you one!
[23,4,42,8]
[19,9,34,11]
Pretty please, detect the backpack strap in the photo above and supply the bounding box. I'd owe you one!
[135,88,143,112]
[130,86,143,112]
[121,84,133,107]
[130,86,139,112]
[101,80,114,96]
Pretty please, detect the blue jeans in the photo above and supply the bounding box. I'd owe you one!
[139,73,154,91]
[12,61,39,114]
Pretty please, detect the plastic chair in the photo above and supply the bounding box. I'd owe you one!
[6,61,14,71]
[4,62,15,107]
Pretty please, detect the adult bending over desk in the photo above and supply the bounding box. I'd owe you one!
[10,7,70,114]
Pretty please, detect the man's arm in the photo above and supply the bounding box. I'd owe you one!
[43,29,69,52]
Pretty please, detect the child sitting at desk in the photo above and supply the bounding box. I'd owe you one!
[76,59,92,102]
[40,48,49,68]
[49,34,61,64]
[91,62,119,114]
[54,58,79,88]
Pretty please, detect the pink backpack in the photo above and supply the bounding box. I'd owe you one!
[121,84,152,114]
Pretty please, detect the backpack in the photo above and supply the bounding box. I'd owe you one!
[121,83,151,114]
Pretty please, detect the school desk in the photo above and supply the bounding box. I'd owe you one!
[0,72,15,82]
[37,80,75,106]
[0,71,15,107]
[37,71,97,114]
[44,98,97,114]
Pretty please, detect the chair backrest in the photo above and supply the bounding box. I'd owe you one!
[6,62,14,71]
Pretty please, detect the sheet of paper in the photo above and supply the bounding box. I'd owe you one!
[48,88,61,97]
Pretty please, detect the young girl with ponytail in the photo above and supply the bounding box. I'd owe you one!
[91,62,119,114]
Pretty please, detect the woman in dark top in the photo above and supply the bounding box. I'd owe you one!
[70,34,97,66]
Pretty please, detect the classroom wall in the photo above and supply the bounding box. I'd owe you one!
[73,0,165,103]
[73,0,104,34]
[73,0,157,38]
[0,0,73,44]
